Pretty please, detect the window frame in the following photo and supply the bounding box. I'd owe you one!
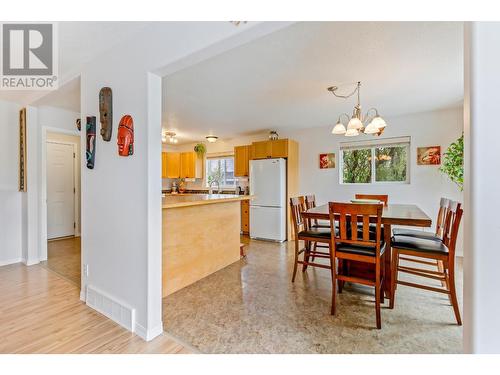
[339,137,411,185]
[205,154,236,189]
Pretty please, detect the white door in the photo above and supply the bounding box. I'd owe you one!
[47,142,75,239]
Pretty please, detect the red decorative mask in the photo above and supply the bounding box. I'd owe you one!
[117,115,134,156]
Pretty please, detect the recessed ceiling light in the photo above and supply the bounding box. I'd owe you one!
[206,135,218,143]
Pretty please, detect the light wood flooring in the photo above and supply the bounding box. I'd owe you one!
[0,262,191,354]
[41,237,82,286]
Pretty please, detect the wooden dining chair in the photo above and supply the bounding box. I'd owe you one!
[390,200,463,325]
[355,194,389,206]
[392,197,451,287]
[305,195,330,228]
[328,202,386,329]
[290,197,332,283]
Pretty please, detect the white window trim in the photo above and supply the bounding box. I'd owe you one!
[339,137,411,185]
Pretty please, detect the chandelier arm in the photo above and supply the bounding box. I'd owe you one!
[364,108,380,123]
[338,113,350,123]
[328,85,359,99]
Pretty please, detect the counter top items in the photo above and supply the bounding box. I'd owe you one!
[86,116,96,169]
[99,87,113,141]
[163,194,252,209]
[117,115,134,156]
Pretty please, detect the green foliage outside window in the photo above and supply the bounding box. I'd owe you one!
[375,146,407,182]
[342,149,372,183]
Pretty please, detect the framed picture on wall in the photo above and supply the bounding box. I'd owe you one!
[417,146,441,165]
[319,153,335,169]
[19,108,27,192]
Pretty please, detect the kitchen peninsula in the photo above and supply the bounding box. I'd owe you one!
[162,194,252,296]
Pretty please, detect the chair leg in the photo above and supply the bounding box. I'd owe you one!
[437,260,447,288]
[302,241,310,272]
[389,249,399,309]
[375,262,382,329]
[338,259,343,293]
[311,242,317,262]
[330,249,337,315]
[448,261,462,326]
[292,239,299,283]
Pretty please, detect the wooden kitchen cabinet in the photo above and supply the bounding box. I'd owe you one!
[180,151,203,179]
[234,145,251,177]
[250,139,289,159]
[241,199,250,234]
[164,152,181,178]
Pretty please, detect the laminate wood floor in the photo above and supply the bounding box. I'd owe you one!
[0,263,192,354]
[41,237,81,287]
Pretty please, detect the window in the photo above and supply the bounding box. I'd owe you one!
[340,137,410,184]
[206,156,235,188]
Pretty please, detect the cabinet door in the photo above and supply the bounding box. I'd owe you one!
[234,145,249,176]
[241,200,249,234]
[251,141,272,159]
[270,139,288,158]
[165,152,180,178]
[161,152,168,178]
[180,152,191,178]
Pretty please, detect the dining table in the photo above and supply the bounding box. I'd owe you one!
[301,203,432,299]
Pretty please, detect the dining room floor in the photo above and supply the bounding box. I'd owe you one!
[163,235,463,354]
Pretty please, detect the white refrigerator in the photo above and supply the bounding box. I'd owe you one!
[249,158,287,242]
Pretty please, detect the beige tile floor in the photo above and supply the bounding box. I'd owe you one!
[163,236,463,353]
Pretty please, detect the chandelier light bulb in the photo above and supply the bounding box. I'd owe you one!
[370,116,387,129]
[331,121,347,135]
[347,116,363,130]
[345,128,360,137]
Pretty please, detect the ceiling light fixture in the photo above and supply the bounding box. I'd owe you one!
[205,135,218,143]
[162,131,178,144]
[328,81,387,137]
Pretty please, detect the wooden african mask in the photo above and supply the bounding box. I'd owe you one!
[99,87,113,141]
[117,115,134,156]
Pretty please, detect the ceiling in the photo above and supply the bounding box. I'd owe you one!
[162,22,463,144]
[32,76,80,112]
[0,21,149,106]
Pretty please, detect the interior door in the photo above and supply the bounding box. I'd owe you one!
[47,142,75,239]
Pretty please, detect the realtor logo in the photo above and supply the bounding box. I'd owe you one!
[1,23,58,90]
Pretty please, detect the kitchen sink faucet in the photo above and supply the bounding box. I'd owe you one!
[209,180,221,194]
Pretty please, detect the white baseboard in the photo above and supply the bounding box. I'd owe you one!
[135,322,164,342]
[80,288,86,302]
[0,257,23,267]
[23,258,40,266]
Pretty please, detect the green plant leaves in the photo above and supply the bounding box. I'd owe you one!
[439,134,464,191]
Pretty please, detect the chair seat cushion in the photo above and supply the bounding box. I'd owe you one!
[336,241,386,257]
[391,236,449,255]
[298,228,331,239]
[312,223,331,229]
[392,228,440,241]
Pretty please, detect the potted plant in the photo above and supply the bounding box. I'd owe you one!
[439,134,464,191]
[194,143,206,157]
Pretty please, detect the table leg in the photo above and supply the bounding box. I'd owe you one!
[384,223,392,298]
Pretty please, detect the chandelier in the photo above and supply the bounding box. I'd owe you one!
[162,131,178,144]
[328,81,387,137]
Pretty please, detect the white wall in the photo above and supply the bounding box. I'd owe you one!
[281,107,464,253]
[463,22,500,354]
[79,22,291,340]
[0,100,23,265]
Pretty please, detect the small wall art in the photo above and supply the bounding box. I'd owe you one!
[417,146,441,165]
[319,153,335,169]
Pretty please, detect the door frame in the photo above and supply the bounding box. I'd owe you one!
[40,126,81,261]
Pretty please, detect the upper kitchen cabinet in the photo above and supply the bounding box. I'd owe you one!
[250,139,291,159]
[163,152,181,178]
[180,151,203,179]
[234,145,251,177]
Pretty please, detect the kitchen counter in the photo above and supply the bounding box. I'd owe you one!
[162,194,251,209]
[162,193,250,297]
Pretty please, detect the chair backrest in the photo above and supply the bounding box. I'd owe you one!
[355,194,389,206]
[443,200,463,255]
[435,197,450,237]
[305,195,316,210]
[290,196,306,238]
[328,202,383,252]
